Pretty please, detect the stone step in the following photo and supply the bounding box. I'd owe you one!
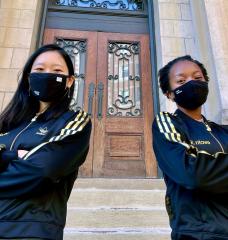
[65,178,170,240]
[64,235,170,240]
[65,208,169,228]
[73,178,166,190]
[64,228,171,240]
[68,189,166,208]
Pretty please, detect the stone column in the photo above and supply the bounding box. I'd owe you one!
[204,0,228,124]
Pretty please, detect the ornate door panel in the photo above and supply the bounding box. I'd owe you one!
[94,32,156,177]
[43,29,157,177]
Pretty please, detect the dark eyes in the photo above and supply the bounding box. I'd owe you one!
[34,67,44,71]
[33,68,63,72]
[177,79,185,84]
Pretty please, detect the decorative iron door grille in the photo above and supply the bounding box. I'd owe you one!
[56,38,86,111]
[107,42,142,117]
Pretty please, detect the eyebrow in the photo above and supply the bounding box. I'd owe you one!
[175,73,185,77]
[33,63,64,67]
[175,70,202,77]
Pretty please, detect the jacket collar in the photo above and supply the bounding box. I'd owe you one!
[36,108,74,122]
[175,109,208,124]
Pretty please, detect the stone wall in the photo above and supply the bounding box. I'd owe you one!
[157,0,197,113]
[0,0,42,111]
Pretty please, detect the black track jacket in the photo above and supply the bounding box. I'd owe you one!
[152,109,228,240]
[0,109,91,239]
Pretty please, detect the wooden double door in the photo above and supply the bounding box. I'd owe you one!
[44,29,157,178]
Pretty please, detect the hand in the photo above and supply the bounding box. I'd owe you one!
[0,144,6,152]
[18,150,29,158]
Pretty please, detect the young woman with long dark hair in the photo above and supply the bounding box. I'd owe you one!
[0,44,91,240]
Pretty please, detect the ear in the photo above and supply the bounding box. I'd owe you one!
[166,91,175,102]
[66,75,75,88]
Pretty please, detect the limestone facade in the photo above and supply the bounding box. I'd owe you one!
[0,0,42,111]
[157,0,197,114]
[0,0,227,123]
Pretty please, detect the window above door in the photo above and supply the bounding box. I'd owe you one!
[49,0,147,16]
[54,0,144,11]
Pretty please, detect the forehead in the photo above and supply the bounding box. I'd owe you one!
[169,60,203,77]
[32,51,67,66]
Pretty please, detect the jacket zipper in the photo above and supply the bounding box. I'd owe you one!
[10,116,38,151]
[204,122,225,153]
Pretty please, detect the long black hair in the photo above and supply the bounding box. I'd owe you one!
[0,44,75,132]
[158,55,209,94]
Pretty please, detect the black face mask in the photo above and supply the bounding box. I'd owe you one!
[29,72,68,102]
[172,80,209,110]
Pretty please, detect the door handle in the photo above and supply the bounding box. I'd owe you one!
[97,82,104,120]
[88,83,95,117]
